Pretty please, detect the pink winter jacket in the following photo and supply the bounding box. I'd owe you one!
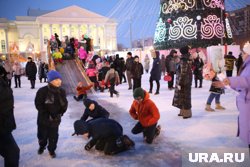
[86,68,97,77]
[78,47,87,60]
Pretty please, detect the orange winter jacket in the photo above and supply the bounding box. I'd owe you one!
[129,91,160,127]
[76,85,93,96]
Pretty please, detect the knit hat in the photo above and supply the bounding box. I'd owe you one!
[47,70,62,82]
[243,42,250,55]
[73,120,89,136]
[83,98,94,108]
[180,46,189,55]
[133,87,145,99]
[27,56,32,60]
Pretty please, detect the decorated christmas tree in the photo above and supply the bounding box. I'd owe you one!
[154,0,233,50]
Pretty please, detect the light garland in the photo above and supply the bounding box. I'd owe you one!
[169,16,197,40]
[201,15,224,39]
[203,0,224,10]
[225,18,233,38]
[154,18,167,43]
[162,0,196,14]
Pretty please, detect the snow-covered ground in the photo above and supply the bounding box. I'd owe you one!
[0,72,248,167]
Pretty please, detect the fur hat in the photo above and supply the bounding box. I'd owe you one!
[83,98,94,108]
[180,46,189,55]
[243,42,250,55]
[73,120,88,135]
[47,70,62,82]
[133,87,145,99]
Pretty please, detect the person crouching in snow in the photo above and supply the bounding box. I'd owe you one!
[73,82,93,101]
[129,87,161,144]
[105,63,120,97]
[73,118,135,155]
[35,70,68,158]
[81,98,110,122]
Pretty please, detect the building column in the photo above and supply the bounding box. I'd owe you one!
[96,25,99,48]
[103,26,107,50]
[4,28,9,53]
[69,24,71,37]
[39,24,44,52]
[78,24,81,39]
[50,24,53,37]
[60,24,63,40]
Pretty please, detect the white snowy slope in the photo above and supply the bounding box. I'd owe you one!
[0,72,247,167]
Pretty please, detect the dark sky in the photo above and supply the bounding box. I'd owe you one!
[0,0,119,20]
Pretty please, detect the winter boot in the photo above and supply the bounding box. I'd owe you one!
[154,125,161,138]
[178,109,184,116]
[37,147,45,155]
[205,104,215,112]
[215,103,225,110]
[122,135,135,149]
[148,89,152,94]
[49,151,56,158]
[154,91,159,95]
[183,109,192,119]
[73,96,79,101]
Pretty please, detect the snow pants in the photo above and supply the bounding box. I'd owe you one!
[132,122,157,144]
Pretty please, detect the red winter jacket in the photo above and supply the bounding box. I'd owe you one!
[129,91,160,127]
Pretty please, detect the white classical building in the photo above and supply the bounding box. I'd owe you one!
[0,5,117,59]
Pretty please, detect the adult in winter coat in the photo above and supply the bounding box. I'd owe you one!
[224,51,236,77]
[105,64,120,97]
[25,56,37,89]
[12,61,23,88]
[0,67,20,167]
[125,52,134,90]
[149,51,161,95]
[38,61,48,83]
[165,50,177,90]
[235,53,243,75]
[131,55,144,90]
[172,46,193,119]
[144,54,150,73]
[73,118,135,155]
[129,88,160,144]
[3,59,13,87]
[193,55,204,88]
[160,54,166,76]
[35,70,68,158]
[215,43,250,147]
[81,98,110,121]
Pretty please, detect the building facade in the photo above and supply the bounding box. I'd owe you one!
[0,5,117,60]
[229,5,250,47]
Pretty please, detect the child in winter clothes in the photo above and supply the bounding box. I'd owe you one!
[86,62,99,91]
[73,82,93,101]
[78,46,87,67]
[81,98,110,121]
[73,118,135,155]
[129,87,161,144]
[105,64,120,97]
[205,69,225,111]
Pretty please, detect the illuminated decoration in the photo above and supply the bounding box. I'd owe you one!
[162,0,196,14]
[169,16,197,40]
[201,15,224,39]
[225,18,233,38]
[154,18,167,43]
[196,15,201,20]
[203,0,224,10]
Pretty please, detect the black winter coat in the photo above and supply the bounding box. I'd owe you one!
[25,61,37,80]
[85,118,123,148]
[209,76,225,94]
[81,100,110,121]
[0,77,16,135]
[150,56,161,81]
[35,84,68,127]
[131,62,143,79]
[193,57,204,80]
[172,54,193,110]
[125,57,134,71]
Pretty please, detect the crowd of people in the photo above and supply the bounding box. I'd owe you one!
[1,37,250,166]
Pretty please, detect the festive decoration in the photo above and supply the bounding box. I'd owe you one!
[201,15,224,39]
[169,16,197,40]
[225,18,233,38]
[154,18,167,43]
[154,0,233,50]
[203,0,224,10]
[162,0,196,14]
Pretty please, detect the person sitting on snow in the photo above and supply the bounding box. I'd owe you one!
[81,98,110,122]
[73,82,93,101]
[129,87,161,144]
[73,118,135,155]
